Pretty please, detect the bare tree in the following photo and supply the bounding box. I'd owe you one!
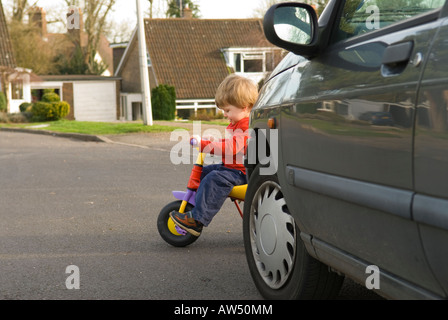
[145,0,169,19]
[83,0,116,73]
[6,0,60,75]
[106,18,134,43]
[11,0,29,22]
[166,0,200,18]
[8,19,58,74]
[9,0,43,22]
[148,0,153,18]
[61,0,116,74]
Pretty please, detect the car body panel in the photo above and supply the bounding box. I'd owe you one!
[414,17,448,295]
[277,14,443,297]
[248,0,448,299]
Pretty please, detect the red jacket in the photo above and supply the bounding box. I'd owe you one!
[200,117,249,174]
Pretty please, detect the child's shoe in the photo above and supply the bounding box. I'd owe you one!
[170,211,203,236]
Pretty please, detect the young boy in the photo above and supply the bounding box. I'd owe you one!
[170,74,258,236]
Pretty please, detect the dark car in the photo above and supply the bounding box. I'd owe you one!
[243,0,448,300]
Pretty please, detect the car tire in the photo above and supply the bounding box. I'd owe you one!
[243,165,344,299]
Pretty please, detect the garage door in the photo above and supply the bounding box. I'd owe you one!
[73,82,117,121]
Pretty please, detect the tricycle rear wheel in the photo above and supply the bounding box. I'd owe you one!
[157,200,200,247]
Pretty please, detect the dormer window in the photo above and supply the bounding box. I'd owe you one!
[222,48,277,75]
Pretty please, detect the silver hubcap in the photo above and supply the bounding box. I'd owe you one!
[249,181,296,289]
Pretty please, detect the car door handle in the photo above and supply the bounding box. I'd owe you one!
[381,41,414,76]
[382,41,414,65]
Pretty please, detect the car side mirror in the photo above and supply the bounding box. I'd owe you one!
[263,3,319,58]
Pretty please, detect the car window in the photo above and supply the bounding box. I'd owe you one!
[334,0,446,42]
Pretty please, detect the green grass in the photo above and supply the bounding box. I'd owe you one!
[0,120,186,135]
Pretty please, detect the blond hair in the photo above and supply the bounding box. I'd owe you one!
[215,74,258,110]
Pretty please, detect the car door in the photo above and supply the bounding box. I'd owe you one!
[414,6,448,295]
[278,0,446,297]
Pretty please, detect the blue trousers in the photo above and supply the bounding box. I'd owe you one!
[192,164,247,227]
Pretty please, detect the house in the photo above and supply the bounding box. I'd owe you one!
[31,74,120,121]
[114,13,284,120]
[28,7,120,121]
[0,0,32,113]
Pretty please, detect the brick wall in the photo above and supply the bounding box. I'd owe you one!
[63,82,74,120]
[120,41,141,93]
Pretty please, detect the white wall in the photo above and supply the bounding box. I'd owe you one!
[74,81,117,121]
[8,73,32,113]
[120,93,142,120]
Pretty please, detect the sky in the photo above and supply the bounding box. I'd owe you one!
[3,0,269,42]
[28,0,267,23]
[113,0,266,21]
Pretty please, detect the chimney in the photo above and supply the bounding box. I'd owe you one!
[29,7,47,38]
[183,5,193,18]
[67,7,84,46]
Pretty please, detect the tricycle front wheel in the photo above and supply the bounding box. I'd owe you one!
[157,200,200,247]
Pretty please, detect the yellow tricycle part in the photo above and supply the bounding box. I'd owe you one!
[167,200,189,236]
[178,200,188,214]
[229,184,247,201]
[167,218,183,236]
[196,152,206,166]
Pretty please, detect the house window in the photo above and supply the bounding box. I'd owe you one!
[224,48,277,75]
[11,81,23,100]
[242,53,263,73]
[234,54,241,72]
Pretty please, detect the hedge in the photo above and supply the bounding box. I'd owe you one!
[55,101,70,119]
[151,84,176,120]
[30,101,70,122]
[19,102,32,113]
[42,92,60,103]
[31,101,57,121]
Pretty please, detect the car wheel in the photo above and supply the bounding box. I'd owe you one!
[243,166,344,299]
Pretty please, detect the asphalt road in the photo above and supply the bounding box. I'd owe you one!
[0,130,383,300]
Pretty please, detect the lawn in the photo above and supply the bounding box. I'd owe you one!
[0,120,186,135]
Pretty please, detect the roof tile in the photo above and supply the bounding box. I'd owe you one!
[0,0,16,68]
[144,18,275,99]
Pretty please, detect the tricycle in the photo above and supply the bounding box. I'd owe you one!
[157,144,247,247]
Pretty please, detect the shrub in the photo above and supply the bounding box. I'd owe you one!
[30,100,71,122]
[189,109,224,121]
[0,111,8,123]
[151,84,176,120]
[43,88,55,95]
[21,111,33,122]
[31,101,58,121]
[0,92,7,112]
[55,101,70,119]
[42,92,60,103]
[8,112,29,123]
[19,102,32,113]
